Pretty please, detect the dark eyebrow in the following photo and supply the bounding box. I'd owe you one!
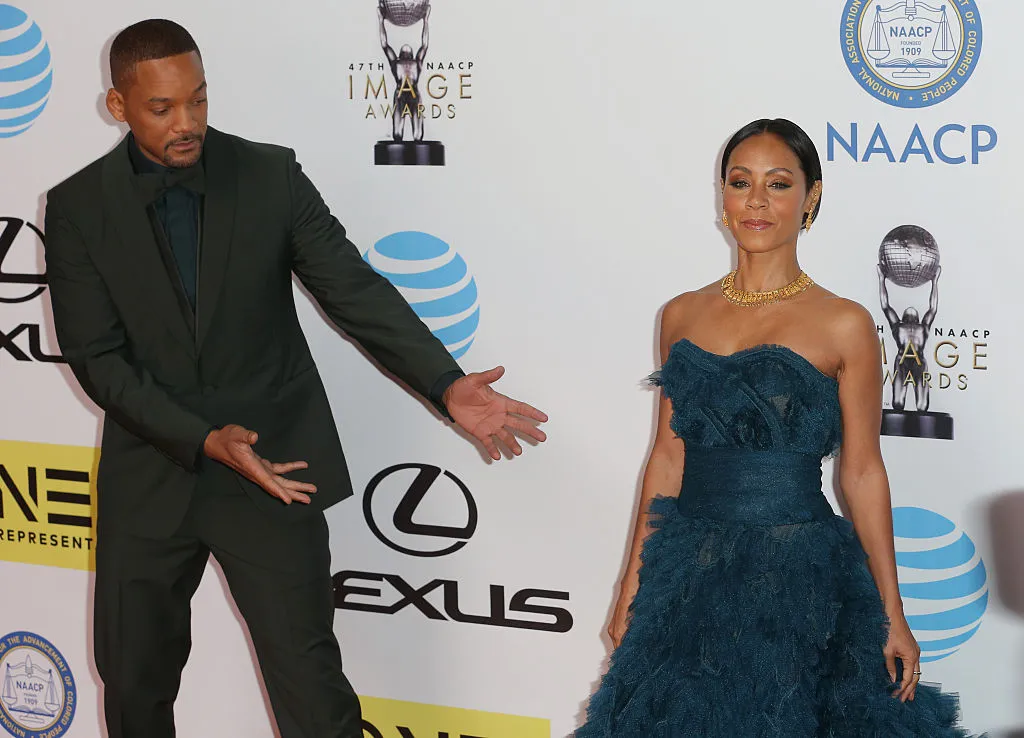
[727,166,795,176]
[146,82,206,104]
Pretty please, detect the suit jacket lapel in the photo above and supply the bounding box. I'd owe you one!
[101,137,196,352]
[196,127,237,352]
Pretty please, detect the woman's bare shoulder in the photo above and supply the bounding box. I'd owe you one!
[662,280,722,332]
[805,285,877,349]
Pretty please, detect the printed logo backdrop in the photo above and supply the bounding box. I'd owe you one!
[893,507,988,662]
[841,0,983,108]
[0,631,76,738]
[364,231,480,360]
[1,2,1020,737]
[0,4,52,138]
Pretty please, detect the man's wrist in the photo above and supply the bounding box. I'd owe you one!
[429,369,465,421]
[199,424,222,464]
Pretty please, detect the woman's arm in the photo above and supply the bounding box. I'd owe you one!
[834,300,921,701]
[608,298,687,646]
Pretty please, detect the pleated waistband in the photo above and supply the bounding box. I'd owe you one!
[678,447,834,525]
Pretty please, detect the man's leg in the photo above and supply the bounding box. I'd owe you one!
[94,526,209,738]
[197,490,361,738]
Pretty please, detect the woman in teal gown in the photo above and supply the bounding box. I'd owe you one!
[576,119,981,737]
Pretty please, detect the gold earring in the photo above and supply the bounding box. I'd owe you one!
[804,186,820,233]
[722,211,730,228]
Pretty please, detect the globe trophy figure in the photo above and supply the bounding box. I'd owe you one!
[877,224,953,439]
[375,0,445,165]
[878,265,940,411]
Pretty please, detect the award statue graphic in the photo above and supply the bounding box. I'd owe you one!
[877,225,952,439]
[375,0,444,166]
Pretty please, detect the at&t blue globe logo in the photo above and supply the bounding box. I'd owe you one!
[0,4,52,138]
[893,507,988,662]
[364,232,479,359]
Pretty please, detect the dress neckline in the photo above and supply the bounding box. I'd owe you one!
[672,338,840,386]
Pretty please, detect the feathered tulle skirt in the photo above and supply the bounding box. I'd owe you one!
[576,496,980,737]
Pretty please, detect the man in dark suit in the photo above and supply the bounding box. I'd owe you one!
[43,19,547,738]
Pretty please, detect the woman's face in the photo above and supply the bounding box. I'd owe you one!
[721,133,820,254]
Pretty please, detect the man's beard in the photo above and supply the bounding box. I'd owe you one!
[162,134,204,168]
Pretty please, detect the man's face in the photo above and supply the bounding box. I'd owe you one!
[106,51,208,168]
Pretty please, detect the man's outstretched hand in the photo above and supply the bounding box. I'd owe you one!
[203,425,316,505]
[443,366,548,460]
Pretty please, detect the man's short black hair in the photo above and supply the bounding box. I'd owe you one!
[110,19,201,91]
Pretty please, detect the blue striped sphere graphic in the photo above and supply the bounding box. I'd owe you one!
[893,507,988,662]
[364,232,479,359]
[0,4,52,138]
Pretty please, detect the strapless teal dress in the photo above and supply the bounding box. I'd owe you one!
[577,340,979,737]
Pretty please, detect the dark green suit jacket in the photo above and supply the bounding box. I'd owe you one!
[44,128,460,538]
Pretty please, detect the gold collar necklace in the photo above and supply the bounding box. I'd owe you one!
[721,270,814,307]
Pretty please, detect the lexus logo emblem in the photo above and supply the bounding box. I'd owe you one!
[0,217,47,304]
[363,463,477,558]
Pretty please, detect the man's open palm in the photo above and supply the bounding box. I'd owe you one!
[204,425,316,504]
[444,367,548,460]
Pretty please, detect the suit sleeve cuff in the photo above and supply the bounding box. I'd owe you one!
[194,424,221,472]
[429,370,465,421]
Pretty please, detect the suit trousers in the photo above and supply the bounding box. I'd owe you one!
[93,476,362,737]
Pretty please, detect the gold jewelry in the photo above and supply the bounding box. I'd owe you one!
[722,210,730,228]
[721,270,814,307]
[804,185,820,233]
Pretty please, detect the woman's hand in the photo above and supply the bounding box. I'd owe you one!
[607,575,639,648]
[884,612,922,702]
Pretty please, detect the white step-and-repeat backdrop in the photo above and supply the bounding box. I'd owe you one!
[1,1,1022,736]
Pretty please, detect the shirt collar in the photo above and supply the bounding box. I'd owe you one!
[127,132,170,175]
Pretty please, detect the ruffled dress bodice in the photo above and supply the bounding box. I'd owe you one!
[654,339,841,456]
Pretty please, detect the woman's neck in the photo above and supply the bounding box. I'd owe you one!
[733,247,802,292]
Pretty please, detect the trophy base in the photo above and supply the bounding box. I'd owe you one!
[374,140,445,166]
[880,410,954,440]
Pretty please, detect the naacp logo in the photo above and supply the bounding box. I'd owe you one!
[363,463,477,557]
[0,632,76,737]
[0,4,54,138]
[841,0,982,108]
[893,508,988,661]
